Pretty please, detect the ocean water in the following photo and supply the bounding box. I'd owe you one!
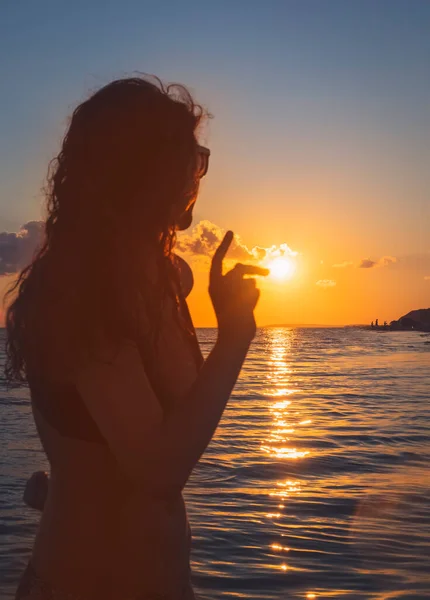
[1,327,429,599]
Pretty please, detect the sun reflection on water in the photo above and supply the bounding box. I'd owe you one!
[263,328,312,572]
[261,446,309,459]
[262,328,311,463]
[269,480,303,499]
[271,543,290,552]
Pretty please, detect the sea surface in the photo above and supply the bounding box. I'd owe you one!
[1,327,429,599]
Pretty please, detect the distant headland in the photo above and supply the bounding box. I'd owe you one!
[369,308,430,332]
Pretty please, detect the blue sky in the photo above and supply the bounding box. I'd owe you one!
[1,0,429,266]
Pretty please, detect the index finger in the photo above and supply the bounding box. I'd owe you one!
[233,264,270,277]
[210,230,234,283]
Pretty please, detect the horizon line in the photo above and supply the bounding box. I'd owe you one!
[0,323,367,329]
[196,323,366,329]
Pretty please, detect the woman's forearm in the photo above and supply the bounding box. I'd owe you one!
[141,335,251,495]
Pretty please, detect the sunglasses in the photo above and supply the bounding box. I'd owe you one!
[196,144,210,179]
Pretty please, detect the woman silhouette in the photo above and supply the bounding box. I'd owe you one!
[5,76,267,599]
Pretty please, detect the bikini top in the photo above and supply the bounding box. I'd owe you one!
[28,256,202,445]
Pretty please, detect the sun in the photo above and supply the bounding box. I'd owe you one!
[266,257,296,281]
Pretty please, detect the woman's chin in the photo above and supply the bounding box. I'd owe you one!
[176,211,193,231]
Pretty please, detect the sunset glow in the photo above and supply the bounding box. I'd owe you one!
[0,5,429,600]
[266,257,296,281]
[1,4,429,332]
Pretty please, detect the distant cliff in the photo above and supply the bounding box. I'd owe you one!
[390,308,430,331]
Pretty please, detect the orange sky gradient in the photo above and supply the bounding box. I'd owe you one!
[1,3,429,327]
[0,215,429,328]
[177,220,429,327]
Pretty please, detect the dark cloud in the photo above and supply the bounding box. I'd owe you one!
[359,259,377,269]
[359,256,397,269]
[0,221,44,276]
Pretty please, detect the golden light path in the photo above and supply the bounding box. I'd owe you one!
[262,328,316,598]
[265,256,296,281]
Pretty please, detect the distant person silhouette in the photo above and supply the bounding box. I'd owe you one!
[375,319,379,327]
[5,76,268,600]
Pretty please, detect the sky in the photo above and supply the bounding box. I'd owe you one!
[0,0,429,326]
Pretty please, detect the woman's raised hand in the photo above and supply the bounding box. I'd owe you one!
[209,231,269,344]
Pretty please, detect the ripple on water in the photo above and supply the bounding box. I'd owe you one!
[1,327,430,599]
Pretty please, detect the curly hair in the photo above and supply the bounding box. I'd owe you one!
[4,76,207,383]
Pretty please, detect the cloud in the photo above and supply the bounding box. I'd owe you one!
[378,256,397,267]
[424,275,430,281]
[0,221,44,276]
[316,279,336,288]
[359,256,397,269]
[176,220,252,260]
[330,256,397,269]
[176,220,223,256]
[177,220,297,264]
[332,261,353,268]
[1,218,299,278]
[359,258,377,269]
[256,243,298,261]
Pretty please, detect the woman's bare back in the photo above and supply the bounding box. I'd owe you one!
[30,284,200,599]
